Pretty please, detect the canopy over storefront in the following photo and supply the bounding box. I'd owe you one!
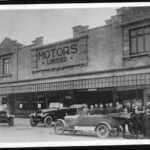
[0,72,149,95]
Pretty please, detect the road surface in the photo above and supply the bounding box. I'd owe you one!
[0,118,144,147]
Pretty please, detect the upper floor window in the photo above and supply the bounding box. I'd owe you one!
[3,57,11,75]
[130,26,150,55]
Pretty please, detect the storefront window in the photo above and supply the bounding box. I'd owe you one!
[117,89,143,106]
[2,97,7,104]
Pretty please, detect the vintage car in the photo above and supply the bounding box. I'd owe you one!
[29,103,84,127]
[0,106,15,126]
[54,112,131,138]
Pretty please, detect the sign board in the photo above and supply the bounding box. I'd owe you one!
[0,105,4,111]
[3,104,7,108]
[19,104,23,108]
[65,96,72,99]
[32,36,88,71]
[38,103,41,108]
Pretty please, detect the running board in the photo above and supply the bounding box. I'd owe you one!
[74,126,95,131]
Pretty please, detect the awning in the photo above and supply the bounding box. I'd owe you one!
[0,72,150,95]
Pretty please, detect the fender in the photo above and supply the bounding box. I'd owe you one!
[43,113,49,117]
[42,113,55,120]
[55,119,68,127]
[8,115,15,118]
[29,113,34,117]
[43,113,53,118]
[95,122,112,131]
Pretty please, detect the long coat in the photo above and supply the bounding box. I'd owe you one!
[143,114,150,138]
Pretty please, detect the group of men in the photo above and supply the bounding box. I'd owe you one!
[81,101,124,115]
[81,101,150,138]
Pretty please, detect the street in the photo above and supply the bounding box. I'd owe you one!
[0,118,149,147]
[0,118,125,143]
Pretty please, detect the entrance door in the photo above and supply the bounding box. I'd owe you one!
[8,95,15,114]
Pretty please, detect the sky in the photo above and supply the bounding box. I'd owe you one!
[0,7,118,45]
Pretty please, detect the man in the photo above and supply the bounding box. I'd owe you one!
[126,102,134,113]
[81,104,89,116]
[91,104,98,114]
[107,102,115,114]
[89,105,95,115]
[105,103,109,108]
[145,102,150,110]
[135,103,145,114]
[115,101,123,113]
[143,108,150,138]
[123,102,135,135]
[97,103,104,114]
[90,105,94,110]
[94,104,98,109]
[104,103,109,114]
[135,103,145,136]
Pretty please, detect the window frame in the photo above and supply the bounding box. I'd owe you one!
[129,25,150,55]
[2,56,12,76]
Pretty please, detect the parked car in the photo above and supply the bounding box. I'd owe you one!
[0,106,15,126]
[54,112,131,138]
[29,103,84,127]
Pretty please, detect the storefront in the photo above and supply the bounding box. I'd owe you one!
[0,7,150,116]
[0,70,148,116]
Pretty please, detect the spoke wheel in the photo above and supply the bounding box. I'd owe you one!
[30,118,37,127]
[54,121,64,135]
[96,124,110,138]
[44,116,52,128]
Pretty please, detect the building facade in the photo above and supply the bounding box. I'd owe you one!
[0,7,150,116]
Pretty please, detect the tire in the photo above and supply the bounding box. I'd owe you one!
[54,121,64,135]
[96,124,110,138]
[30,118,37,127]
[8,118,14,126]
[44,116,52,128]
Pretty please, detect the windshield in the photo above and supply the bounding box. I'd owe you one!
[49,103,60,108]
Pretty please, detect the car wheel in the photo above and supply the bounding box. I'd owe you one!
[8,118,14,126]
[30,118,37,127]
[54,121,64,135]
[96,124,110,138]
[44,116,52,127]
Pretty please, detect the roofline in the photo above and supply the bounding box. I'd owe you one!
[120,16,150,26]
[80,24,112,33]
[30,35,88,51]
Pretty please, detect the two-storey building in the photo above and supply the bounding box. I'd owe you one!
[0,7,150,116]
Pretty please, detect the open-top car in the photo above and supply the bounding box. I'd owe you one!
[29,103,84,127]
[0,106,15,126]
[54,112,131,138]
